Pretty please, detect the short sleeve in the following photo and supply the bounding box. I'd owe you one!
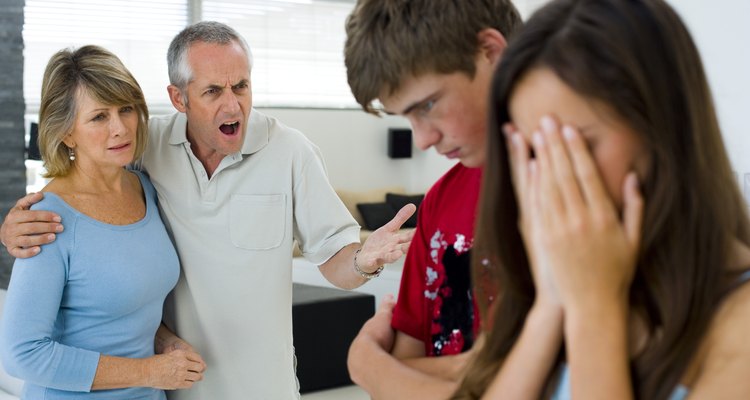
[292,145,360,265]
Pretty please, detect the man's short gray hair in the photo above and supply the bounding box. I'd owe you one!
[167,21,253,91]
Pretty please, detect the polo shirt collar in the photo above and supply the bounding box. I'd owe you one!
[241,109,269,155]
[167,108,269,156]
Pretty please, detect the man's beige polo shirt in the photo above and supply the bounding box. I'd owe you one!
[141,110,360,399]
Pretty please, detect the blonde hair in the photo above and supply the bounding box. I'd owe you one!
[39,45,149,178]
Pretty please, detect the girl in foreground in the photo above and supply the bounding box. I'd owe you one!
[455,0,750,398]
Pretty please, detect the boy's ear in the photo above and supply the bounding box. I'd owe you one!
[167,85,188,113]
[477,28,508,66]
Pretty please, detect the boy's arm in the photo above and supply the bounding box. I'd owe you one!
[393,331,470,382]
[348,297,459,400]
[1,192,62,258]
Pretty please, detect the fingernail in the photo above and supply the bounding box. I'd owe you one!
[511,133,523,147]
[502,123,513,137]
[541,116,556,133]
[32,247,41,254]
[47,233,56,241]
[53,216,61,222]
[55,225,64,232]
[562,126,576,141]
[629,172,640,188]
[533,131,544,146]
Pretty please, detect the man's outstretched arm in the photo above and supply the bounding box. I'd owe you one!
[1,192,62,258]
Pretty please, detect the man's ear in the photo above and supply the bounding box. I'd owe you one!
[167,85,188,113]
[477,28,508,67]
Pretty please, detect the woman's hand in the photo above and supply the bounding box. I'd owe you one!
[150,324,206,389]
[145,349,206,390]
[510,116,643,314]
[156,332,196,355]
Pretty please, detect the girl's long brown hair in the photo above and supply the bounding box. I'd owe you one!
[455,0,750,399]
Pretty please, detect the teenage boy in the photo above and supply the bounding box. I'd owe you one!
[344,0,522,398]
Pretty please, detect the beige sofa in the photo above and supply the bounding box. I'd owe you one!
[293,186,413,257]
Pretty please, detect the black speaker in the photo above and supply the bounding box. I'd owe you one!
[27,122,41,161]
[388,128,412,159]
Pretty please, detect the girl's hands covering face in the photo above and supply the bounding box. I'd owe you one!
[506,116,644,313]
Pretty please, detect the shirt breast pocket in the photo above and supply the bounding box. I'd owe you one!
[229,194,287,250]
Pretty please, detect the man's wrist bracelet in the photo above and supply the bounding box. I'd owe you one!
[354,248,384,280]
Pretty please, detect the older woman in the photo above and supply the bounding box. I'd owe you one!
[0,45,205,399]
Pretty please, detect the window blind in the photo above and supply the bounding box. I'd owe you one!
[24,0,358,111]
[23,0,188,113]
[202,0,358,108]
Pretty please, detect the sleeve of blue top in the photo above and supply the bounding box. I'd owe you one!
[0,227,100,393]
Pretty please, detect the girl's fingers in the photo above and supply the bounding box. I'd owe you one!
[506,127,529,205]
[562,125,613,215]
[622,172,644,249]
[531,129,565,220]
[527,159,540,227]
[540,116,585,214]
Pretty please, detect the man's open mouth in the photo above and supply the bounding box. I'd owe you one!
[219,121,240,135]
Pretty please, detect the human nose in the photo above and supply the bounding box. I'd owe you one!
[110,113,127,136]
[220,89,241,115]
[410,119,440,150]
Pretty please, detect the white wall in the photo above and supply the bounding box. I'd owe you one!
[667,0,750,195]
[24,106,456,194]
[258,107,456,193]
[262,0,750,197]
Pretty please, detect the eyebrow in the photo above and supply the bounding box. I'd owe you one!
[385,92,437,116]
[204,84,224,91]
[85,107,109,115]
[203,79,249,90]
[232,79,249,87]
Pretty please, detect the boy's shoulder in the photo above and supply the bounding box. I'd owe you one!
[423,163,483,208]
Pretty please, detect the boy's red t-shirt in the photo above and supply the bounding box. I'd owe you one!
[391,163,483,356]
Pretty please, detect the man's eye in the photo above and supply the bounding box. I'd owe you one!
[422,100,435,113]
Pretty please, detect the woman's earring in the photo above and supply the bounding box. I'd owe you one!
[68,147,76,161]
